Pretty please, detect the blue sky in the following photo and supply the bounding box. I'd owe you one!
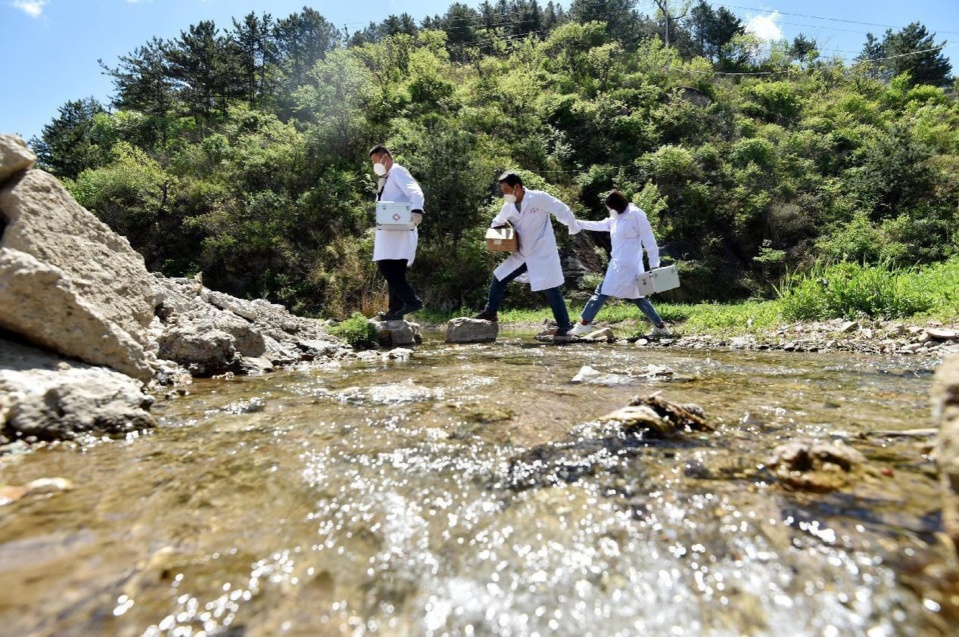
[2,1,958,142]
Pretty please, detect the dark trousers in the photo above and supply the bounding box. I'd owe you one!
[483,263,573,333]
[376,259,420,312]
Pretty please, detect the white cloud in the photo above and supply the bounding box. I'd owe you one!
[13,0,48,17]
[746,12,783,42]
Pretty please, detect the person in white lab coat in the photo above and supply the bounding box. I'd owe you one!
[472,172,581,336]
[370,145,425,320]
[568,190,668,336]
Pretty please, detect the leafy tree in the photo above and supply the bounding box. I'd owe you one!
[99,37,176,144]
[857,22,952,87]
[273,8,342,93]
[568,0,653,46]
[32,97,108,179]
[788,33,818,68]
[231,12,277,108]
[165,21,242,126]
[684,1,745,64]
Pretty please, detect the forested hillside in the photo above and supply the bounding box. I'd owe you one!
[31,1,958,318]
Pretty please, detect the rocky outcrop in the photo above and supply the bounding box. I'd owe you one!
[0,134,355,444]
[0,139,156,380]
[933,355,959,546]
[0,134,35,183]
[152,276,352,377]
[0,338,155,444]
[445,317,498,344]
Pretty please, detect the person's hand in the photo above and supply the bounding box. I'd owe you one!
[412,210,423,226]
[568,219,582,235]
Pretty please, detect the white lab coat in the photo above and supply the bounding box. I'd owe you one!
[577,203,661,299]
[373,164,424,264]
[490,189,580,291]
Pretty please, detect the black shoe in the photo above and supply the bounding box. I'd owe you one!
[399,299,424,316]
[472,309,498,322]
[377,310,402,321]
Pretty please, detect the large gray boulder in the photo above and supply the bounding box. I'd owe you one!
[0,167,155,344]
[445,317,498,344]
[0,250,155,381]
[933,354,959,546]
[0,134,36,183]
[0,139,157,381]
[0,338,155,443]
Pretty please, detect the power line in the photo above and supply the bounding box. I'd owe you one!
[723,3,959,37]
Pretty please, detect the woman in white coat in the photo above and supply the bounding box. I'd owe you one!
[370,145,424,320]
[568,190,669,336]
[472,172,581,335]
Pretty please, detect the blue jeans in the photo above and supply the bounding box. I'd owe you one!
[483,263,573,334]
[581,283,663,326]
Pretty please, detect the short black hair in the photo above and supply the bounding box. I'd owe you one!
[369,145,391,157]
[498,171,523,187]
[604,190,629,213]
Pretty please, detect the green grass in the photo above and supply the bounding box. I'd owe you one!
[413,256,959,335]
[776,257,959,322]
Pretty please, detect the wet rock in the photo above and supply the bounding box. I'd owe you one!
[769,439,868,492]
[371,318,419,347]
[0,134,36,184]
[933,355,959,546]
[445,317,498,344]
[0,477,72,506]
[505,395,711,491]
[0,339,155,442]
[578,327,615,342]
[571,365,628,385]
[384,348,414,361]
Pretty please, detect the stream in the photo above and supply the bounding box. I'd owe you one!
[0,329,956,636]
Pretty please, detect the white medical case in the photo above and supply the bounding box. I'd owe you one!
[636,265,680,295]
[376,201,415,230]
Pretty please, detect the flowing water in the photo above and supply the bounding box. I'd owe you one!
[1,330,957,636]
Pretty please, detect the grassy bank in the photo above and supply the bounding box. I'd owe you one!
[418,257,959,337]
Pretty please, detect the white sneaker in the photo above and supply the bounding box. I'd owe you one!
[568,321,593,336]
[651,324,670,336]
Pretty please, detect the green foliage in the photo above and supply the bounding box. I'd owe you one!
[777,260,934,320]
[38,5,959,321]
[328,312,380,349]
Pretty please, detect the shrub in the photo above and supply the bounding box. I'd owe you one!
[329,312,379,350]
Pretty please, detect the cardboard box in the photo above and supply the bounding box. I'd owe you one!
[376,201,415,230]
[636,265,680,295]
[485,225,518,252]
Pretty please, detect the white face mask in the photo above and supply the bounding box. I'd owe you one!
[504,193,517,204]
[608,207,617,215]
[373,162,388,177]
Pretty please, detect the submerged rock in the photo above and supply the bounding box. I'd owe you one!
[769,439,868,492]
[505,394,711,491]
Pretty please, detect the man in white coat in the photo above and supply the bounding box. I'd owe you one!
[568,189,668,336]
[370,145,424,320]
[472,172,581,336]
